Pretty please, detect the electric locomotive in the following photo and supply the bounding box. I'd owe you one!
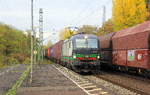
[61,33,100,72]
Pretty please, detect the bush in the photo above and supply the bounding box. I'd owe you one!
[23,58,30,64]
[7,57,19,65]
[0,55,5,67]
[10,53,27,63]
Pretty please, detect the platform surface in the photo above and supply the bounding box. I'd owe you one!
[17,64,87,95]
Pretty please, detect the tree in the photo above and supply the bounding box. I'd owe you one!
[77,25,97,34]
[59,27,75,40]
[146,0,150,20]
[0,23,31,66]
[113,0,149,31]
[44,40,53,49]
[97,19,114,36]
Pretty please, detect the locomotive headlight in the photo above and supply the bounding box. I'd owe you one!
[97,55,100,59]
[73,55,76,59]
[84,35,88,39]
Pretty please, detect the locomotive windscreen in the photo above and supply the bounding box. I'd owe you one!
[76,39,98,48]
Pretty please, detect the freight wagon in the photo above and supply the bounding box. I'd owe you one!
[98,32,115,66]
[112,21,150,73]
[44,48,51,59]
[50,40,63,64]
[99,21,150,74]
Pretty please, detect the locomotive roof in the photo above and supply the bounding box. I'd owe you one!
[70,33,98,40]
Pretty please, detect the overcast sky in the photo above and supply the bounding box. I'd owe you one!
[0,0,112,44]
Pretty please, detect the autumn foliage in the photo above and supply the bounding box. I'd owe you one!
[0,23,31,67]
[59,27,75,40]
[112,0,149,31]
[59,25,97,40]
[77,25,97,34]
[97,19,114,36]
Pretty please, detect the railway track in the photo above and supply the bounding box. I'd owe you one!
[53,64,137,95]
[94,71,150,95]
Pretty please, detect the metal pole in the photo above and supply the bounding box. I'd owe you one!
[96,5,106,32]
[30,0,34,83]
[39,8,44,62]
[33,27,36,64]
[102,5,106,25]
[102,5,106,32]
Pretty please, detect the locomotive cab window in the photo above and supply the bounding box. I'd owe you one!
[76,39,98,48]
[87,39,98,48]
[76,39,86,48]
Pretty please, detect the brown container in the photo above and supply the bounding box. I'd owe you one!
[52,40,63,60]
[100,50,113,63]
[99,32,116,50]
[113,50,127,66]
[113,49,150,69]
[126,49,150,69]
[98,32,116,63]
[113,21,150,50]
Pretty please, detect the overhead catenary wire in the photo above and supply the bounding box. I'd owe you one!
[74,4,101,26]
[45,0,112,45]
[69,0,97,26]
[77,7,103,26]
[80,0,112,26]
[68,0,112,28]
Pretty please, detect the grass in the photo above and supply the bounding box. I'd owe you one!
[38,59,52,64]
[0,64,19,69]
[0,64,9,69]
[6,66,31,95]
[43,59,52,64]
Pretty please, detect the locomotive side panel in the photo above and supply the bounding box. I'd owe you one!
[61,40,74,65]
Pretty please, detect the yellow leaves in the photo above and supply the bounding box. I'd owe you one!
[59,25,97,40]
[97,19,114,36]
[59,27,75,40]
[78,25,97,34]
[146,0,150,20]
[113,0,149,31]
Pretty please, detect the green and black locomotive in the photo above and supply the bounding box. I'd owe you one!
[61,33,100,72]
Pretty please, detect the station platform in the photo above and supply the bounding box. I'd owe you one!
[17,64,87,95]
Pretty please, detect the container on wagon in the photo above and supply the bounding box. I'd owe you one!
[99,32,116,50]
[112,21,150,70]
[98,32,116,64]
[52,40,63,61]
[113,21,150,50]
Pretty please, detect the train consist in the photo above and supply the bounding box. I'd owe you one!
[45,33,100,72]
[45,21,150,74]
